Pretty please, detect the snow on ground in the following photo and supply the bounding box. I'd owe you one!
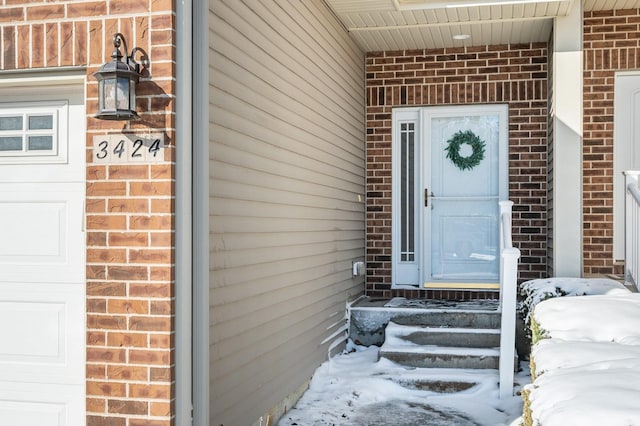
[528,366,640,425]
[518,277,630,330]
[533,293,640,344]
[277,280,640,426]
[531,339,640,375]
[277,342,527,426]
[527,293,640,425]
[520,278,630,308]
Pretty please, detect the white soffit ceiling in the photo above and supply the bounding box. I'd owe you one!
[325,0,640,51]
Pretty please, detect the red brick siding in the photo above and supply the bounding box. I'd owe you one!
[583,8,639,276]
[366,44,548,298]
[0,1,176,425]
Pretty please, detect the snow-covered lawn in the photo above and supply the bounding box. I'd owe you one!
[526,292,640,425]
[277,342,528,426]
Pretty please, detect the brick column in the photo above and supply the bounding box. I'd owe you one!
[84,5,176,426]
[583,8,640,276]
[0,1,177,425]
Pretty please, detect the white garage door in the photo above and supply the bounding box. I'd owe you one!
[0,76,86,426]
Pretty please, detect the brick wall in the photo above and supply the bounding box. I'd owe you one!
[0,1,177,425]
[366,44,548,299]
[583,8,640,276]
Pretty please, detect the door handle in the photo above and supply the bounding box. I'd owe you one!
[425,189,435,207]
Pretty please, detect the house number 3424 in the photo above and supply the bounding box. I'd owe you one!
[92,134,165,163]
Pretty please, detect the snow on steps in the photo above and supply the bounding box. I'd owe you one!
[348,297,517,393]
[380,321,503,369]
[349,297,501,347]
[375,359,500,394]
[385,322,501,347]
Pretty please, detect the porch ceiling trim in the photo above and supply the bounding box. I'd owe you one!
[392,0,572,11]
[347,14,553,31]
[325,0,640,50]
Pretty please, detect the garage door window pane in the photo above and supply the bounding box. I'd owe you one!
[28,115,53,130]
[0,104,63,161]
[0,116,22,131]
[28,135,53,151]
[0,137,23,151]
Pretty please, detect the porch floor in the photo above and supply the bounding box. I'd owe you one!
[351,296,500,311]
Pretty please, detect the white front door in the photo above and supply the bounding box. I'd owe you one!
[425,105,508,288]
[0,77,86,426]
[392,105,508,289]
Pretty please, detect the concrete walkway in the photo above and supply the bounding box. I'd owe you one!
[346,401,482,425]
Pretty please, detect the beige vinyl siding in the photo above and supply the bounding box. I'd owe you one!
[209,0,365,424]
[547,30,555,277]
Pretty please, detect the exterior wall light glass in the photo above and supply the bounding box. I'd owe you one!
[94,33,146,121]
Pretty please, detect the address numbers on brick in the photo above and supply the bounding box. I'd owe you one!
[93,134,165,163]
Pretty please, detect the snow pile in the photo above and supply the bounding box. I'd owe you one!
[517,277,629,333]
[278,342,527,426]
[532,339,640,375]
[526,293,640,426]
[528,367,640,425]
[533,293,640,344]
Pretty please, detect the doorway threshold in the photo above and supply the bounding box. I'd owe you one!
[423,282,500,290]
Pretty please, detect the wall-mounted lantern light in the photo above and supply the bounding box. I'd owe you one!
[94,33,147,121]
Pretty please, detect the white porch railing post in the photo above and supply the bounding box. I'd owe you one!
[499,201,514,253]
[624,171,640,288]
[499,247,519,399]
[498,200,520,399]
[498,201,513,312]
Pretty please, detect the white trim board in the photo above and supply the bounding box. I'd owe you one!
[613,71,640,261]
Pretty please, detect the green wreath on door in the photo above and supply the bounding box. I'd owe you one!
[444,130,486,171]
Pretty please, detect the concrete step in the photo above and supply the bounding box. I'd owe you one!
[392,378,477,393]
[349,297,501,346]
[386,322,501,348]
[380,322,517,370]
[373,363,500,394]
[391,311,501,329]
[380,343,501,369]
[383,371,489,393]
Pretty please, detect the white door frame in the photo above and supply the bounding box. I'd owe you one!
[392,104,509,290]
[613,71,640,261]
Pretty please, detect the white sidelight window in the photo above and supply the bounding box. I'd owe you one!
[400,122,416,262]
[393,109,421,285]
